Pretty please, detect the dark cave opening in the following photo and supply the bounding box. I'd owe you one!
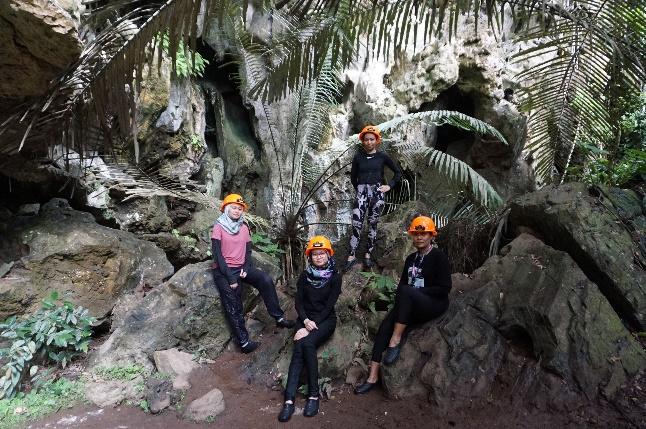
[414,85,477,159]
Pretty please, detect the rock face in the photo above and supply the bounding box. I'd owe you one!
[0,0,82,101]
[381,234,645,409]
[84,377,144,408]
[509,183,646,329]
[0,198,173,320]
[89,255,281,370]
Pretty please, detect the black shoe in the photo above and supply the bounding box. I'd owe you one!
[343,258,358,273]
[364,257,374,269]
[276,317,295,329]
[383,343,401,365]
[354,381,376,394]
[278,402,295,422]
[303,398,319,417]
[240,340,260,354]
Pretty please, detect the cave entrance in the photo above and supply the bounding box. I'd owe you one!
[416,85,476,159]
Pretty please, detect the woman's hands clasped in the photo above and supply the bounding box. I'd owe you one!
[294,318,318,341]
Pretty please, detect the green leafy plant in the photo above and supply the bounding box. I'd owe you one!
[360,272,398,314]
[159,32,208,78]
[0,292,95,399]
[0,377,84,429]
[251,232,286,256]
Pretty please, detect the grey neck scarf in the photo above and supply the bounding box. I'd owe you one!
[216,205,245,235]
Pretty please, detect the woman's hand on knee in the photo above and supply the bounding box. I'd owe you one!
[304,319,318,331]
[294,328,309,341]
[230,282,238,289]
[239,269,247,279]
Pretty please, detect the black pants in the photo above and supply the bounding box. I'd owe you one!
[284,317,336,401]
[371,284,448,363]
[212,265,284,345]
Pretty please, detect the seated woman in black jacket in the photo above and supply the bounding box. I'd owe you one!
[278,236,342,422]
[354,216,452,394]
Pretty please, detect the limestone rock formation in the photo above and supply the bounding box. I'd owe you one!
[0,0,82,101]
[509,183,646,329]
[89,255,282,371]
[381,234,645,410]
[0,198,173,320]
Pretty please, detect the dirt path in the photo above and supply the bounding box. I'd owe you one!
[26,351,636,429]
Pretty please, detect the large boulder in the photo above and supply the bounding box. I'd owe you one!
[382,234,645,410]
[89,254,281,371]
[509,183,646,329]
[0,198,173,320]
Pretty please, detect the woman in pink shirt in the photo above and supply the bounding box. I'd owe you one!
[212,194,295,353]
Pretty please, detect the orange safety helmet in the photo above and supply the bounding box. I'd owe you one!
[407,216,437,236]
[220,193,248,212]
[359,125,382,144]
[305,235,334,257]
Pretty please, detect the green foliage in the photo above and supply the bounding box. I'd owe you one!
[159,32,208,78]
[94,364,149,381]
[0,292,95,399]
[567,92,646,186]
[139,399,150,413]
[0,377,83,429]
[360,272,397,314]
[251,232,286,256]
[297,377,333,399]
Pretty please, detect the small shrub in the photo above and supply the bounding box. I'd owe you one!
[360,272,397,314]
[251,232,285,256]
[0,292,95,399]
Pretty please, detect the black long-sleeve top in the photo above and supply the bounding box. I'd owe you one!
[295,272,342,325]
[350,150,402,189]
[398,248,452,299]
[211,239,252,285]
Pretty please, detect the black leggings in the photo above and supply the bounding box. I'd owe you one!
[212,266,284,345]
[284,317,336,400]
[371,284,448,363]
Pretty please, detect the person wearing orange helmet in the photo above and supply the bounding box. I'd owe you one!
[345,125,402,271]
[354,216,451,394]
[278,235,342,422]
[211,193,295,354]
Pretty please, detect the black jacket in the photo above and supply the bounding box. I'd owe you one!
[295,272,342,325]
[398,248,452,299]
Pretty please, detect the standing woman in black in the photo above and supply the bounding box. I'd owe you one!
[345,125,402,271]
[354,216,452,394]
[278,236,342,422]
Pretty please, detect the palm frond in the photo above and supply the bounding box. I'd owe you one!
[375,110,507,208]
[513,0,646,183]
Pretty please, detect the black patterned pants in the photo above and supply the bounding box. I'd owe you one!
[349,183,385,257]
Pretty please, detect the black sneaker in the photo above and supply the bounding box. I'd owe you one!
[240,340,260,354]
[354,381,376,394]
[303,398,319,417]
[383,343,401,365]
[276,317,295,329]
[278,402,295,422]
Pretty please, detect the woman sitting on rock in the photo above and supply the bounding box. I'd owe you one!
[278,236,342,422]
[345,125,402,272]
[211,193,294,354]
[354,216,451,394]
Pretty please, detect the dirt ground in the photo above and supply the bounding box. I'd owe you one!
[24,348,642,429]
